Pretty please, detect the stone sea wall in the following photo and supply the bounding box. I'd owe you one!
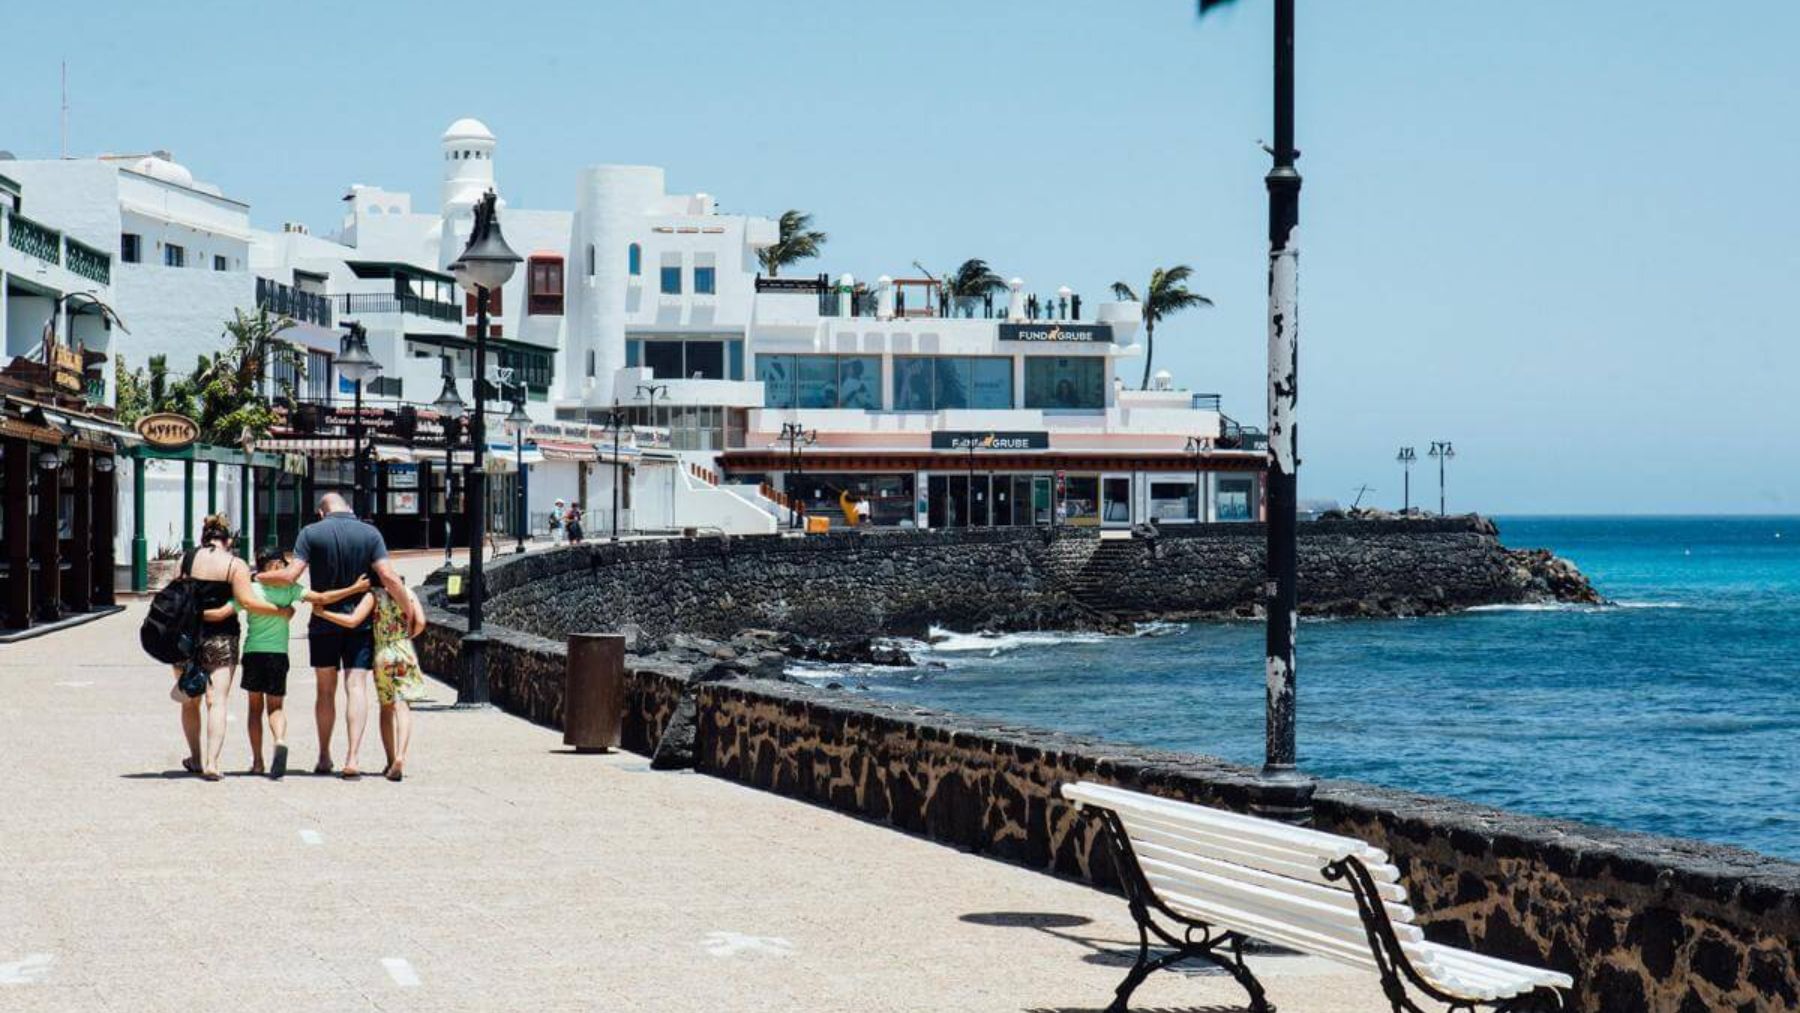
[474,519,1593,648]
[418,549,1798,1012]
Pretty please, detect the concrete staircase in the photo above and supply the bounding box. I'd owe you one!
[1063,537,1145,613]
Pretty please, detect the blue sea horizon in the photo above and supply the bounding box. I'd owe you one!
[802,515,1800,861]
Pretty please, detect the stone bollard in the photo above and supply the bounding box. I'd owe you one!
[564,633,625,752]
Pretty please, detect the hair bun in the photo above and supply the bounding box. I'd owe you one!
[201,513,234,544]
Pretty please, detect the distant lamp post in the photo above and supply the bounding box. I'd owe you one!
[778,422,817,530]
[334,322,382,518]
[506,393,532,554]
[635,382,668,437]
[1396,446,1416,514]
[1429,441,1455,516]
[599,404,627,541]
[1185,435,1215,523]
[450,189,522,708]
[432,356,467,569]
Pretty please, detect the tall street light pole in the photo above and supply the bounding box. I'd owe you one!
[1430,441,1454,515]
[1397,446,1416,514]
[1186,435,1214,523]
[507,391,531,554]
[1200,0,1312,823]
[335,323,381,519]
[778,422,816,530]
[432,355,467,571]
[449,190,521,709]
[602,403,625,541]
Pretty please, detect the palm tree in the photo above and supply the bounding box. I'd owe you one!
[758,210,827,277]
[192,307,298,445]
[1111,265,1213,389]
[945,258,1006,318]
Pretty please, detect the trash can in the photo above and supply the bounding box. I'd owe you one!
[564,633,625,752]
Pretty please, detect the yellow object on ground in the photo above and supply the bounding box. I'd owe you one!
[806,516,831,534]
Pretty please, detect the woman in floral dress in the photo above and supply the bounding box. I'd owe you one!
[313,584,425,781]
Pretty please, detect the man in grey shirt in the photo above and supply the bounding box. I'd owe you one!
[261,492,417,778]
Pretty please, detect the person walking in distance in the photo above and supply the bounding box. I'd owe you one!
[257,493,418,779]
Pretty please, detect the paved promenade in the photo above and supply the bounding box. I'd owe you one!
[0,560,1388,1011]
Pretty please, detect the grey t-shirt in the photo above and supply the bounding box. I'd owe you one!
[295,512,389,632]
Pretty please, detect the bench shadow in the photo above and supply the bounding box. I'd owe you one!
[960,911,1229,977]
[1024,1007,1252,1013]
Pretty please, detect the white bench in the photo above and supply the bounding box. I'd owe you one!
[1061,782,1573,1012]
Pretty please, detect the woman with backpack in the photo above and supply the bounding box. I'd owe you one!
[176,515,291,780]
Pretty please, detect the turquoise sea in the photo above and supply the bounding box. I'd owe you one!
[810,517,1800,860]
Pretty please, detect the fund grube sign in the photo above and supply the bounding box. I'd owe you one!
[998,322,1113,343]
[136,412,199,451]
[931,431,1050,451]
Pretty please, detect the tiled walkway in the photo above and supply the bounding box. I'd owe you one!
[0,567,1389,1011]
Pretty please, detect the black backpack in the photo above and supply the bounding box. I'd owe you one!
[140,549,203,665]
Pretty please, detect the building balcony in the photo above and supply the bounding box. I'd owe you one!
[6,212,61,266]
[256,277,332,327]
[64,239,111,287]
[332,292,462,324]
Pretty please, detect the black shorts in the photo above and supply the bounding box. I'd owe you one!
[240,654,290,696]
[308,626,374,671]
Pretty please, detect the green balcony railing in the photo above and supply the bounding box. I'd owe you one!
[65,238,112,286]
[7,213,62,266]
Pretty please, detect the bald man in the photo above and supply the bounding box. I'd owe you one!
[260,492,416,778]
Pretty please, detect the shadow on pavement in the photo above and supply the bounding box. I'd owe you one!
[961,911,1230,976]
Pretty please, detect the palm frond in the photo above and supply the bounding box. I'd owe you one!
[1110,282,1138,302]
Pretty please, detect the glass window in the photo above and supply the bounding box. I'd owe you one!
[694,266,716,294]
[120,233,141,263]
[837,357,878,409]
[758,354,795,408]
[164,244,185,268]
[642,341,683,379]
[213,255,228,272]
[628,244,641,276]
[660,265,681,294]
[528,257,564,315]
[1217,478,1255,521]
[626,340,641,368]
[1150,480,1198,522]
[893,357,934,411]
[1024,356,1105,410]
[933,358,971,410]
[796,356,837,408]
[685,341,724,380]
[728,340,744,381]
[587,244,596,276]
[1062,476,1099,525]
[970,358,1014,409]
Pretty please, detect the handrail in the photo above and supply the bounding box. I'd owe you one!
[7,213,61,265]
[332,292,462,323]
[64,238,112,285]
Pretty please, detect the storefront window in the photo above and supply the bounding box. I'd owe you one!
[1061,476,1100,525]
[1024,356,1105,410]
[1217,477,1255,521]
[1150,480,1198,522]
[634,337,740,381]
[759,354,880,409]
[893,356,1013,411]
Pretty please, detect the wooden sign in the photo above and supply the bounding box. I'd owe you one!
[136,412,200,451]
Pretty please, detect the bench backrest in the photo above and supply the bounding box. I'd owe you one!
[1062,782,1438,976]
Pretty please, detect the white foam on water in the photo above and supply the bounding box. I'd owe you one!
[1465,600,1685,614]
[923,626,1113,656]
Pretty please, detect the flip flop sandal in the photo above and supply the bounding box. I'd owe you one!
[340,769,362,781]
[181,757,201,774]
[200,771,223,782]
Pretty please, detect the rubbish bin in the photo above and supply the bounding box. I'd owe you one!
[564,633,625,752]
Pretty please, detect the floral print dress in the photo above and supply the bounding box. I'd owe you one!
[372,591,425,705]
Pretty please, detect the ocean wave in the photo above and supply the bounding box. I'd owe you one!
[922,626,1114,656]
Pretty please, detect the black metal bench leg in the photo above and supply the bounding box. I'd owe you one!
[1106,913,1156,1013]
[1196,934,1274,1013]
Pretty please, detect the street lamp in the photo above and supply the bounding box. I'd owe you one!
[1429,441,1455,516]
[1196,0,1312,823]
[506,393,532,554]
[778,422,816,530]
[1185,435,1214,523]
[1396,446,1417,514]
[599,404,627,542]
[432,356,467,570]
[335,322,382,518]
[450,189,522,708]
[635,382,668,437]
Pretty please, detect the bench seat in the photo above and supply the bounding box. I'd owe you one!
[1062,781,1572,1012]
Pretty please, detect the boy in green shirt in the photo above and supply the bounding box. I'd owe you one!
[241,549,365,778]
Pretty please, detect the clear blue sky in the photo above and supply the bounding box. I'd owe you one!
[6,1,1796,514]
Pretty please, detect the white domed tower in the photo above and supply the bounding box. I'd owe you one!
[441,117,497,213]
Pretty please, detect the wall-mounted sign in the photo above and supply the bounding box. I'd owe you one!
[136,412,200,451]
[998,322,1113,343]
[931,430,1050,451]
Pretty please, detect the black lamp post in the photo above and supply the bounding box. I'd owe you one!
[432,355,467,569]
[449,190,521,708]
[635,382,667,438]
[1197,0,1312,823]
[600,404,626,541]
[1185,435,1214,523]
[335,322,381,518]
[778,422,816,530]
[1397,446,1416,514]
[1429,441,1454,516]
[506,392,531,554]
